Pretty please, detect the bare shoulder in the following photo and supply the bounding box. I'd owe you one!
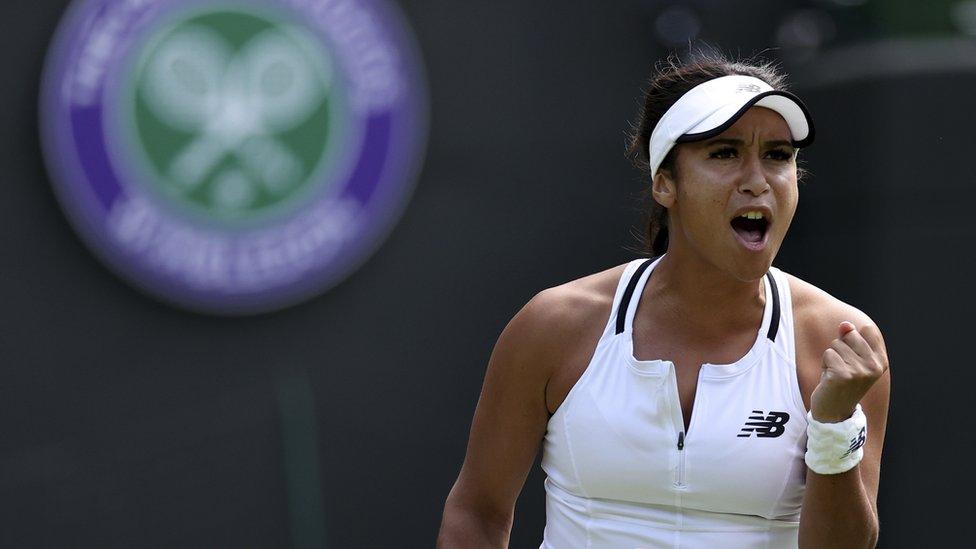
[503,262,630,413]
[522,263,626,333]
[509,262,627,358]
[782,271,891,412]
[442,262,634,526]
[784,272,887,354]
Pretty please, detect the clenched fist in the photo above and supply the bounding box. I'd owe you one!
[809,321,889,423]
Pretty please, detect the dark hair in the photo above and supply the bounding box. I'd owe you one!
[626,49,790,256]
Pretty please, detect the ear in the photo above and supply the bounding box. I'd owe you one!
[651,169,677,209]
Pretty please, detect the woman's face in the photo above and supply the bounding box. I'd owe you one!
[656,106,799,281]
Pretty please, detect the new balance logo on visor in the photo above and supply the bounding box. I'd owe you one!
[736,83,763,93]
[737,410,790,438]
[841,426,867,458]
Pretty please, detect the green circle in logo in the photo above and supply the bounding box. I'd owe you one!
[125,10,339,222]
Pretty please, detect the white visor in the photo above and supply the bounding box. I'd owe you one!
[648,74,814,178]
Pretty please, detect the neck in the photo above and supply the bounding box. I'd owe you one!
[647,245,766,337]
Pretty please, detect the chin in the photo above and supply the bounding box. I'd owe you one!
[725,229,783,280]
[727,262,771,282]
[728,247,778,281]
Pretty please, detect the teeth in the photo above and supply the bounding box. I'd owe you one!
[738,211,765,220]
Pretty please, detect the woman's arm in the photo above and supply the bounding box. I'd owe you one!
[436,288,582,548]
[798,315,891,548]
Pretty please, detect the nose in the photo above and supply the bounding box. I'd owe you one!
[738,153,770,197]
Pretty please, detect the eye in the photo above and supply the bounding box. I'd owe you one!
[765,148,794,161]
[709,146,738,159]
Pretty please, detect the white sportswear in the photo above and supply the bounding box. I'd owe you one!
[540,256,808,548]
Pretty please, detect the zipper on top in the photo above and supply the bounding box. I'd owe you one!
[666,362,689,489]
[676,431,687,488]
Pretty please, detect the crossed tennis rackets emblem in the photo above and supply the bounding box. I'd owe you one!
[141,25,331,210]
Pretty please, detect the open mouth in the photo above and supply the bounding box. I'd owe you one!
[730,213,770,250]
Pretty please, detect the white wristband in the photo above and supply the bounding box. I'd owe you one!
[804,404,867,475]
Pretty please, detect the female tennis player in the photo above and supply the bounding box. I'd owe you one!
[437,51,890,548]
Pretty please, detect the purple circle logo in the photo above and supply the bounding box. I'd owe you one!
[40,0,428,314]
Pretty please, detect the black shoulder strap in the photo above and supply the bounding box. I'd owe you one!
[765,271,780,341]
[615,257,657,335]
[615,259,780,341]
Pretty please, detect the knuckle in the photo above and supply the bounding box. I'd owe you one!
[858,364,884,381]
[822,348,841,363]
[861,323,881,339]
[838,367,855,378]
[862,352,886,372]
[861,324,884,346]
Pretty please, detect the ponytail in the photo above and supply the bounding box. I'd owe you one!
[651,218,669,256]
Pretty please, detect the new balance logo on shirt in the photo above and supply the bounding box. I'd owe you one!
[738,410,790,438]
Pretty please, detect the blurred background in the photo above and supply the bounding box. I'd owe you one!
[1,0,973,546]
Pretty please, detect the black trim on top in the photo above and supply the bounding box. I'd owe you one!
[615,257,657,335]
[765,271,780,341]
[615,258,780,342]
[674,90,815,148]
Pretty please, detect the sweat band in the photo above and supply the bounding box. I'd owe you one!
[804,404,867,475]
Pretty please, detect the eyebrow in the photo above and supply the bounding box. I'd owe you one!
[703,138,794,148]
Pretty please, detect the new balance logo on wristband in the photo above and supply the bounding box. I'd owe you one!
[737,410,790,438]
[840,426,867,458]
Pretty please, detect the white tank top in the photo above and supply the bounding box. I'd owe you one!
[540,255,808,548]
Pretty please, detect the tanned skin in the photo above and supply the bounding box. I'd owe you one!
[437,107,889,548]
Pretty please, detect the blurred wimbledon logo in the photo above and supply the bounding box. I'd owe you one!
[41,0,428,314]
[133,12,334,219]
